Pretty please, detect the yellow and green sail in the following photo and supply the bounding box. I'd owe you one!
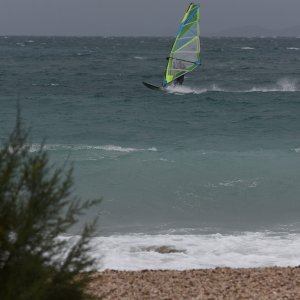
[163,3,201,87]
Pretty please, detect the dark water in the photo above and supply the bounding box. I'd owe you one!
[1,36,300,269]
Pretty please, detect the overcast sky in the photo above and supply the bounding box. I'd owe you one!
[0,0,300,36]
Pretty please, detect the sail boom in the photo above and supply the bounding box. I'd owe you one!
[168,57,201,65]
[169,68,190,72]
[174,51,198,53]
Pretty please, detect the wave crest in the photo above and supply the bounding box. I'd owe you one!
[30,144,158,153]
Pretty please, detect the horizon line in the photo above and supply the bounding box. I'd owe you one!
[1,34,300,38]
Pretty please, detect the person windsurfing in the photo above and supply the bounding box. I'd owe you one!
[174,74,184,85]
[166,57,185,86]
[142,3,200,91]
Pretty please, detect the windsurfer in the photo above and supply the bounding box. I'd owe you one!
[174,59,185,85]
[174,74,184,85]
[166,57,185,86]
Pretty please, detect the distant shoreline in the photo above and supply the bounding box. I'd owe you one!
[87,266,300,299]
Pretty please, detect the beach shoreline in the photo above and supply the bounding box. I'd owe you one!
[86,266,300,299]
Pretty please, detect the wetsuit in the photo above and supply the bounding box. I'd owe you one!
[166,57,185,86]
[174,75,184,85]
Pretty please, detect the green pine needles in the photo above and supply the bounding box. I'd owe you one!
[0,112,101,300]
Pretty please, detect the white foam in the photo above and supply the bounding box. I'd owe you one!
[29,144,157,153]
[165,79,299,95]
[291,148,300,153]
[207,177,261,189]
[248,181,258,188]
[95,145,157,153]
[241,47,255,50]
[247,78,298,93]
[219,179,243,187]
[166,84,222,95]
[86,232,300,271]
[287,47,299,50]
[133,56,144,60]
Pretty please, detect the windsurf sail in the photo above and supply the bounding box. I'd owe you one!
[162,3,201,87]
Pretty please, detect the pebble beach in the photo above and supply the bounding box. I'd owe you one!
[86,267,300,299]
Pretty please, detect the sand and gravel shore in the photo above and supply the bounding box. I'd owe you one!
[86,267,300,299]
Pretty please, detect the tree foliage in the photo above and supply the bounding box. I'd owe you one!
[0,112,100,300]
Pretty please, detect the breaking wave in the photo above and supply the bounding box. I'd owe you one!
[291,148,300,153]
[74,231,300,271]
[29,144,158,153]
[240,47,255,50]
[133,56,145,60]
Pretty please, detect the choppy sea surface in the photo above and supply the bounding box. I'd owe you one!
[1,36,300,270]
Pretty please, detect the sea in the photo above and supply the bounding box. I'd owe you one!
[1,36,300,270]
